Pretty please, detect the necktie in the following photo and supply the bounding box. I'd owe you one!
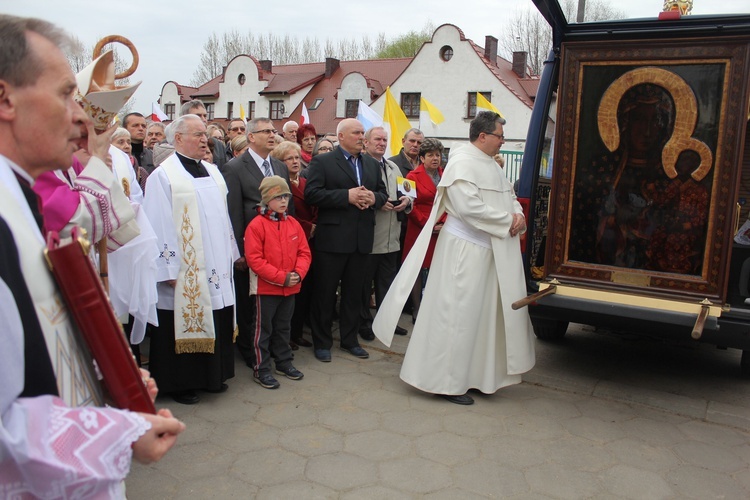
[262,159,272,177]
[349,155,360,185]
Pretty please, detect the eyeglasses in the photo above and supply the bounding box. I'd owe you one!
[486,132,505,140]
[178,131,208,139]
[229,126,246,132]
[317,146,334,152]
[252,128,278,135]
[272,194,291,201]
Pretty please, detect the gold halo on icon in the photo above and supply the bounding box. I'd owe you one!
[597,66,713,181]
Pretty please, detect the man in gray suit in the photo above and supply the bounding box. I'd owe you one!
[223,117,294,370]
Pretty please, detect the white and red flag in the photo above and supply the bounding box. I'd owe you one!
[151,102,168,122]
[300,102,310,126]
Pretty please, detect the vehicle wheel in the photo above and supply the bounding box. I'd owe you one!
[741,350,750,379]
[531,317,569,341]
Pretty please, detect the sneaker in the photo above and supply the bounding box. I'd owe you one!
[254,373,280,389]
[275,366,304,380]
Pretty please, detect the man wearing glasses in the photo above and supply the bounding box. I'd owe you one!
[373,111,535,406]
[225,119,247,162]
[224,117,295,373]
[180,99,227,171]
[142,114,239,404]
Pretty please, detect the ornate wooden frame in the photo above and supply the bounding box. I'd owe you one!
[545,37,750,302]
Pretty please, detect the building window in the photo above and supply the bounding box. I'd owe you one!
[270,100,284,120]
[345,100,358,118]
[439,45,453,62]
[165,103,175,120]
[309,98,324,110]
[227,102,234,120]
[238,73,246,85]
[205,103,214,121]
[401,93,421,118]
[248,101,255,120]
[467,91,491,118]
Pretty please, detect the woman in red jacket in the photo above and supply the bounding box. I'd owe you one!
[403,138,445,322]
[245,176,312,389]
[272,141,317,349]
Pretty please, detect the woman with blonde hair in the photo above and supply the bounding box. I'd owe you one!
[271,141,317,349]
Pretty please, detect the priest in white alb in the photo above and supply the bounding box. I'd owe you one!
[142,114,238,405]
[373,111,535,406]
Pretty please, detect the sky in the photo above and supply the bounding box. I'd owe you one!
[5,0,748,113]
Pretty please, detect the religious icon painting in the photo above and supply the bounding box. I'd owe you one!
[544,37,750,302]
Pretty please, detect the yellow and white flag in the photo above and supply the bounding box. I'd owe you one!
[383,87,412,157]
[476,92,504,119]
[419,96,444,126]
[239,104,247,122]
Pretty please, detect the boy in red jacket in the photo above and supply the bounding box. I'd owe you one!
[245,176,312,389]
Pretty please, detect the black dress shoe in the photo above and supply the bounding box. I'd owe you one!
[340,345,369,359]
[394,325,408,336]
[359,327,375,341]
[295,337,313,347]
[440,393,474,405]
[204,383,228,393]
[314,349,331,362]
[172,390,200,405]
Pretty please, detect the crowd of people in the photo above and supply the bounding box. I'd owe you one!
[1,13,535,495]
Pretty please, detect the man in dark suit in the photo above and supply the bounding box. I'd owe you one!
[304,118,388,362]
[223,117,293,369]
[388,128,424,177]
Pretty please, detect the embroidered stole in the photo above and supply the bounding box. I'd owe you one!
[161,159,228,353]
[0,161,103,407]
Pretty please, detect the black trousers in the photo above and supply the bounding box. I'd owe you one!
[234,268,257,367]
[290,250,314,341]
[254,294,295,376]
[360,251,399,327]
[310,250,369,350]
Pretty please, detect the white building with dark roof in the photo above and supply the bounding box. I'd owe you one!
[158,23,552,171]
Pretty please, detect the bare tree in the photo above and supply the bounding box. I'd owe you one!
[500,0,625,75]
[188,26,431,87]
[65,35,90,73]
[500,9,552,75]
[191,33,223,86]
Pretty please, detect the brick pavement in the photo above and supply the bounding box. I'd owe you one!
[126,321,750,499]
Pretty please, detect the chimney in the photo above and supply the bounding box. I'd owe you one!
[484,36,498,66]
[259,60,272,72]
[325,57,340,78]
[512,51,527,78]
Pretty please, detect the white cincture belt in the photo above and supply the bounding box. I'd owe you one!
[442,214,492,249]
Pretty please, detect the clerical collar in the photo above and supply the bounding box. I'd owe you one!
[3,155,34,186]
[176,152,202,165]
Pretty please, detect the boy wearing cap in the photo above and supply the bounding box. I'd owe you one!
[245,176,312,389]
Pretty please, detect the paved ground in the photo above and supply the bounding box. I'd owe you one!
[126,320,750,499]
